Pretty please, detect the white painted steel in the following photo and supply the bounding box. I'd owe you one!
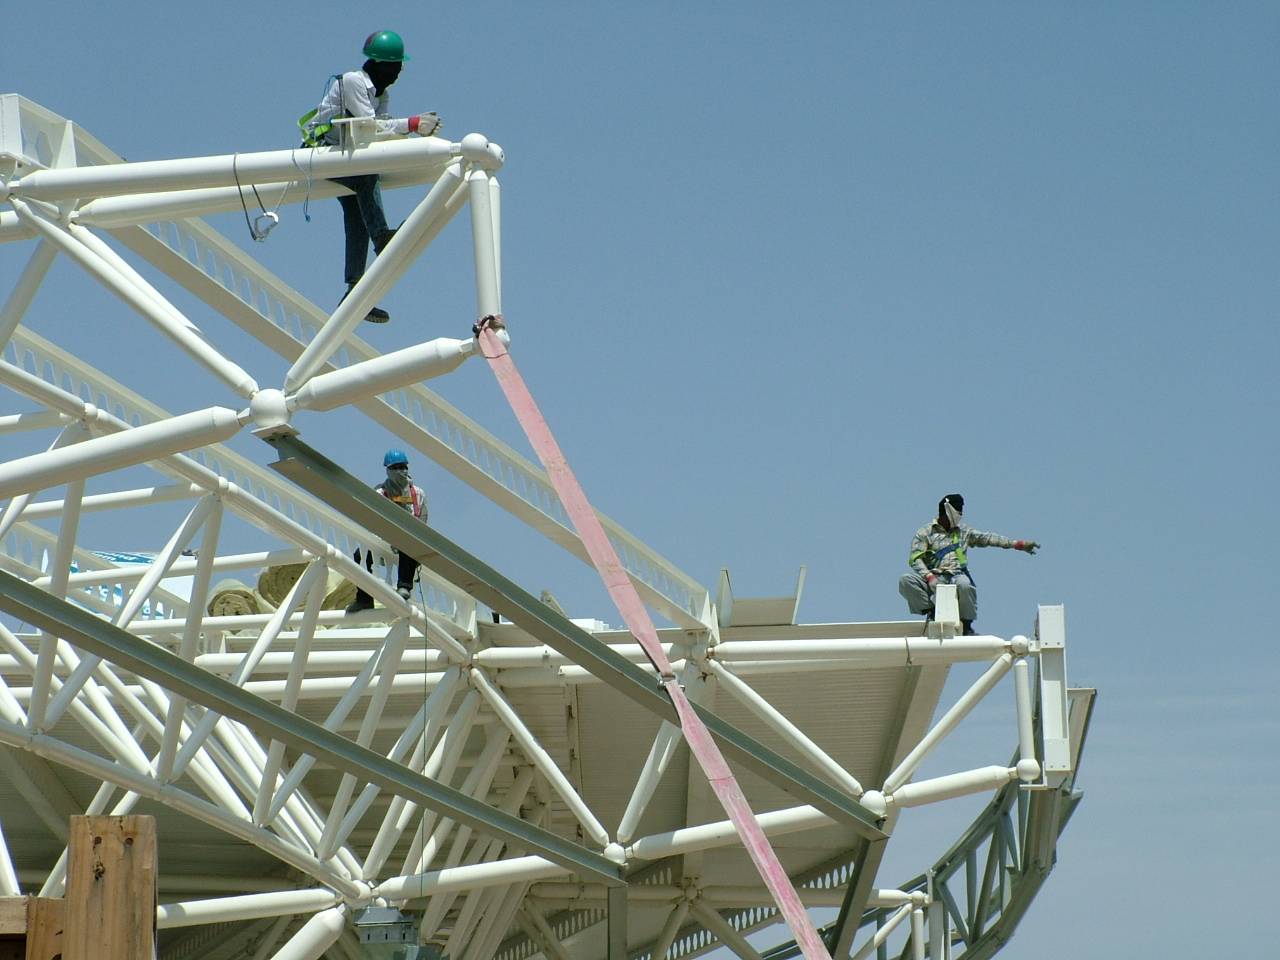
[1012,655,1041,781]
[850,904,912,960]
[882,654,1014,795]
[375,854,569,900]
[0,819,20,895]
[0,410,67,435]
[688,898,764,960]
[0,239,56,346]
[712,637,1010,665]
[283,159,467,394]
[0,406,242,500]
[8,137,460,203]
[10,201,258,398]
[705,658,864,797]
[156,889,343,929]
[910,906,926,960]
[21,483,205,524]
[889,766,1018,809]
[158,499,223,780]
[468,167,501,317]
[267,905,347,960]
[470,668,611,848]
[1037,606,1072,784]
[649,900,691,960]
[627,804,831,861]
[288,337,476,413]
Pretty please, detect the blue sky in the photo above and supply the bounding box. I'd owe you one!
[3,2,1277,956]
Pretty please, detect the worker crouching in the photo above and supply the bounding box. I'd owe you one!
[898,494,1039,635]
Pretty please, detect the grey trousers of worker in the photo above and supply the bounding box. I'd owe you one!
[899,572,976,621]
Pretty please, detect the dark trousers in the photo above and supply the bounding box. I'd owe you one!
[351,547,419,604]
[333,175,390,285]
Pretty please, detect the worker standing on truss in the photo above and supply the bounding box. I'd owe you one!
[346,448,429,612]
[302,30,443,324]
[898,494,1039,635]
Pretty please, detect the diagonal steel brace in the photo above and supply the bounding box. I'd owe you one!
[265,434,886,842]
[0,569,623,885]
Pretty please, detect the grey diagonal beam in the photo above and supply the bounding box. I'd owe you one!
[266,435,886,841]
[0,570,622,886]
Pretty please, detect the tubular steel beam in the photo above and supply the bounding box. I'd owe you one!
[0,570,622,886]
[265,434,886,841]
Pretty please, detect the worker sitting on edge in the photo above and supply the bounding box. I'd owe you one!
[897,494,1039,636]
[302,29,442,324]
[346,448,428,613]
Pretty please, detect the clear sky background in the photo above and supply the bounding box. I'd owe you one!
[3,2,1277,957]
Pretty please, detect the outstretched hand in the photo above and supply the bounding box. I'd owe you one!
[415,112,442,136]
[1018,540,1040,555]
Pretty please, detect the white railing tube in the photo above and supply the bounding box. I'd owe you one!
[910,905,926,960]
[288,337,476,413]
[330,668,461,848]
[470,668,610,848]
[250,563,328,822]
[23,483,205,524]
[688,898,763,960]
[705,659,864,798]
[0,406,243,501]
[649,899,690,960]
[1012,654,1041,781]
[9,201,257,398]
[889,766,1018,809]
[850,904,913,960]
[9,136,461,202]
[617,721,684,843]
[881,653,1014,795]
[267,905,347,960]
[157,889,342,929]
[0,239,57,347]
[627,805,829,862]
[712,637,1010,665]
[374,854,568,901]
[283,159,466,394]
[156,500,224,780]
[69,221,260,398]
[0,410,67,435]
[468,167,501,317]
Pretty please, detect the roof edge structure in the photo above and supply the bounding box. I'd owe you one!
[0,93,1089,960]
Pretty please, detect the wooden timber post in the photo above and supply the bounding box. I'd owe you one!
[64,816,157,960]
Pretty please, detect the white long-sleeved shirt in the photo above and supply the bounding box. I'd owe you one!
[307,70,414,144]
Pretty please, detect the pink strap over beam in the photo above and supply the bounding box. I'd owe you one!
[478,326,832,960]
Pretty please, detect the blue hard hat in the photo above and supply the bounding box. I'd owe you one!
[383,448,409,467]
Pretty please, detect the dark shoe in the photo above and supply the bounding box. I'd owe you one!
[373,227,398,254]
[345,594,375,614]
[396,584,413,600]
[961,620,977,636]
[341,284,391,324]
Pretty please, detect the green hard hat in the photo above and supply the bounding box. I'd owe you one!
[363,30,409,62]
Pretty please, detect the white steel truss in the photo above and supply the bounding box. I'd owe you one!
[0,93,1091,960]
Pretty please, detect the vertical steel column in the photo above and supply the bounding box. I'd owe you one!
[607,883,629,960]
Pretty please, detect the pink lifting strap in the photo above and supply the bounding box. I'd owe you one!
[477,322,832,960]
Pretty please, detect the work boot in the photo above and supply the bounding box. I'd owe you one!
[961,620,977,636]
[341,283,390,324]
[373,227,398,254]
[396,584,413,601]
[345,591,375,614]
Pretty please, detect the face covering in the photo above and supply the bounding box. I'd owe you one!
[384,465,410,495]
[943,500,963,529]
